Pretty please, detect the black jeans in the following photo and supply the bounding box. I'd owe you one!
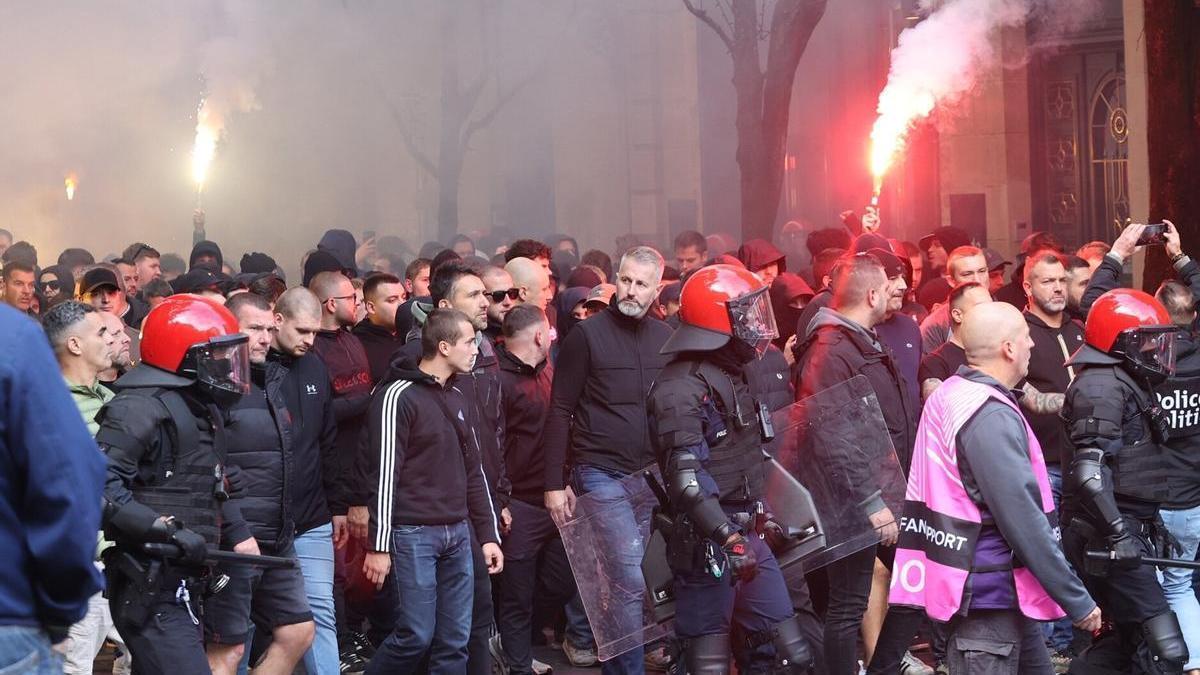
[822,544,876,674]
[468,530,494,675]
[497,500,577,674]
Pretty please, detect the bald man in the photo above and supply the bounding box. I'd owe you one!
[270,286,345,674]
[506,257,552,312]
[888,303,1099,674]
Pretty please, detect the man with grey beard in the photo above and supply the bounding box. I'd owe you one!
[541,246,674,675]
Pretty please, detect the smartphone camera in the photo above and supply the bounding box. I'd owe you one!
[1136,223,1168,247]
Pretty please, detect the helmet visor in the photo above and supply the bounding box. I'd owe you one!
[727,286,779,358]
[1124,326,1180,377]
[196,334,252,397]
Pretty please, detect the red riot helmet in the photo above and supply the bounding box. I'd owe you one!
[1083,288,1180,381]
[661,264,778,358]
[140,294,251,405]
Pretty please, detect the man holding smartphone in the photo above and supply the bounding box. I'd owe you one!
[1080,220,1200,317]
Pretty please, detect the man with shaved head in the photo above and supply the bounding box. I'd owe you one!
[793,253,917,675]
[480,265,518,343]
[889,302,1099,674]
[269,286,345,674]
[506,256,552,313]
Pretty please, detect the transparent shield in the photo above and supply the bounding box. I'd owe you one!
[557,467,672,662]
[558,375,905,659]
[764,374,907,571]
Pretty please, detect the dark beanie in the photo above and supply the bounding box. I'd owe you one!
[566,265,603,291]
[852,232,891,254]
[240,252,278,275]
[303,250,343,288]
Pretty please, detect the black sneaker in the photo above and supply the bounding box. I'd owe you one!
[348,630,376,660]
[339,647,368,674]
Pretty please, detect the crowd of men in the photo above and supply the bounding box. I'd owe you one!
[0,209,1198,675]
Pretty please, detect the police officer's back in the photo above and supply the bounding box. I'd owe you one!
[96,295,253,675]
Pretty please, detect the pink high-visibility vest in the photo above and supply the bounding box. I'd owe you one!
[889,374,1065,622]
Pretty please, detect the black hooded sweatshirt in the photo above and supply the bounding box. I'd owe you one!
[353,320,405,385]
[311,328,373,514]
[189,240,224,271]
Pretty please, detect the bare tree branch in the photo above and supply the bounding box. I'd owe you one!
[383,99,438,178]
[459,67,542,152]
[681,0,734,51]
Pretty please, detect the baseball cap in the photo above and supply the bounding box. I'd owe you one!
[584,283,616,308]
[984,248,1012,272]
[866,248,905,279]
[171,268,223,295]
[79,267,121,295]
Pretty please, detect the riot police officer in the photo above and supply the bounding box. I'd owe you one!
[1061,288,1190,674]
[647,264,817,674]
[97,295,254,674]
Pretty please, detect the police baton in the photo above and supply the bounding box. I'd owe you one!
[1085,550,1200,571]
[143,543,297,569]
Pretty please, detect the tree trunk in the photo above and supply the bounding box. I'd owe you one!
[700,0,827,242]
[1142,1,1200,291]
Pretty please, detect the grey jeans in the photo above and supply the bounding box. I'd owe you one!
[946,609,1053,675]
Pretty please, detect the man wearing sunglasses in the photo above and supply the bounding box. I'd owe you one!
[481,266,520,345]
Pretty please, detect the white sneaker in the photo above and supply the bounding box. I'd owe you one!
[531,658,553,675]
[900,651,935,675]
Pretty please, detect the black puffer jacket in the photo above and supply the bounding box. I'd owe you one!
[225,361,294,550]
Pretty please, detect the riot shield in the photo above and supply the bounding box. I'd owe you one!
[557,467,672,662]
[765,374,907,572]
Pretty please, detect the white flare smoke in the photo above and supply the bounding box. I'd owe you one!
[869,0,1035,194]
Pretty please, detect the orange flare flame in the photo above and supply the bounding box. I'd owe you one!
[65,174,77,201]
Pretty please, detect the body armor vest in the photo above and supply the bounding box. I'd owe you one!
[128,389,226,546]
[1109,368,1170,504]
[670,359,765,504]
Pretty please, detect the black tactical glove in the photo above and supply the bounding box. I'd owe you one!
[1106,532,1143,570]
[170,527,209,565]
[223,464,246,499]
[722,534,758,583]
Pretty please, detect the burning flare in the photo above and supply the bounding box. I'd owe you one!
[192,100,220,191]
[868,0,1033,195]
[64,174,77,201]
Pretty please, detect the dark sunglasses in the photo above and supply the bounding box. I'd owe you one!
[488,288,521,302]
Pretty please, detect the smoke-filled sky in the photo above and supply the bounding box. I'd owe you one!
[0,1,589,270]
[0,0,1107,274]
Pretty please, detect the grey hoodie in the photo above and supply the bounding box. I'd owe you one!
[953,366,1095,622]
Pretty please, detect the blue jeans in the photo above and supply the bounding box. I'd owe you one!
[294,524,339,675]
[572,464,646,675]
[0,626,61,675]
[1159,506,1200,670]
[1042,465,1074,652]
[367,521,474,674]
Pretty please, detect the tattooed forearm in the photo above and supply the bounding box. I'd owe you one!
[1021,382,1064,415]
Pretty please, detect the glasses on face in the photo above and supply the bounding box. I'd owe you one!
[488,288,521,303]
[325,294,359,305]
